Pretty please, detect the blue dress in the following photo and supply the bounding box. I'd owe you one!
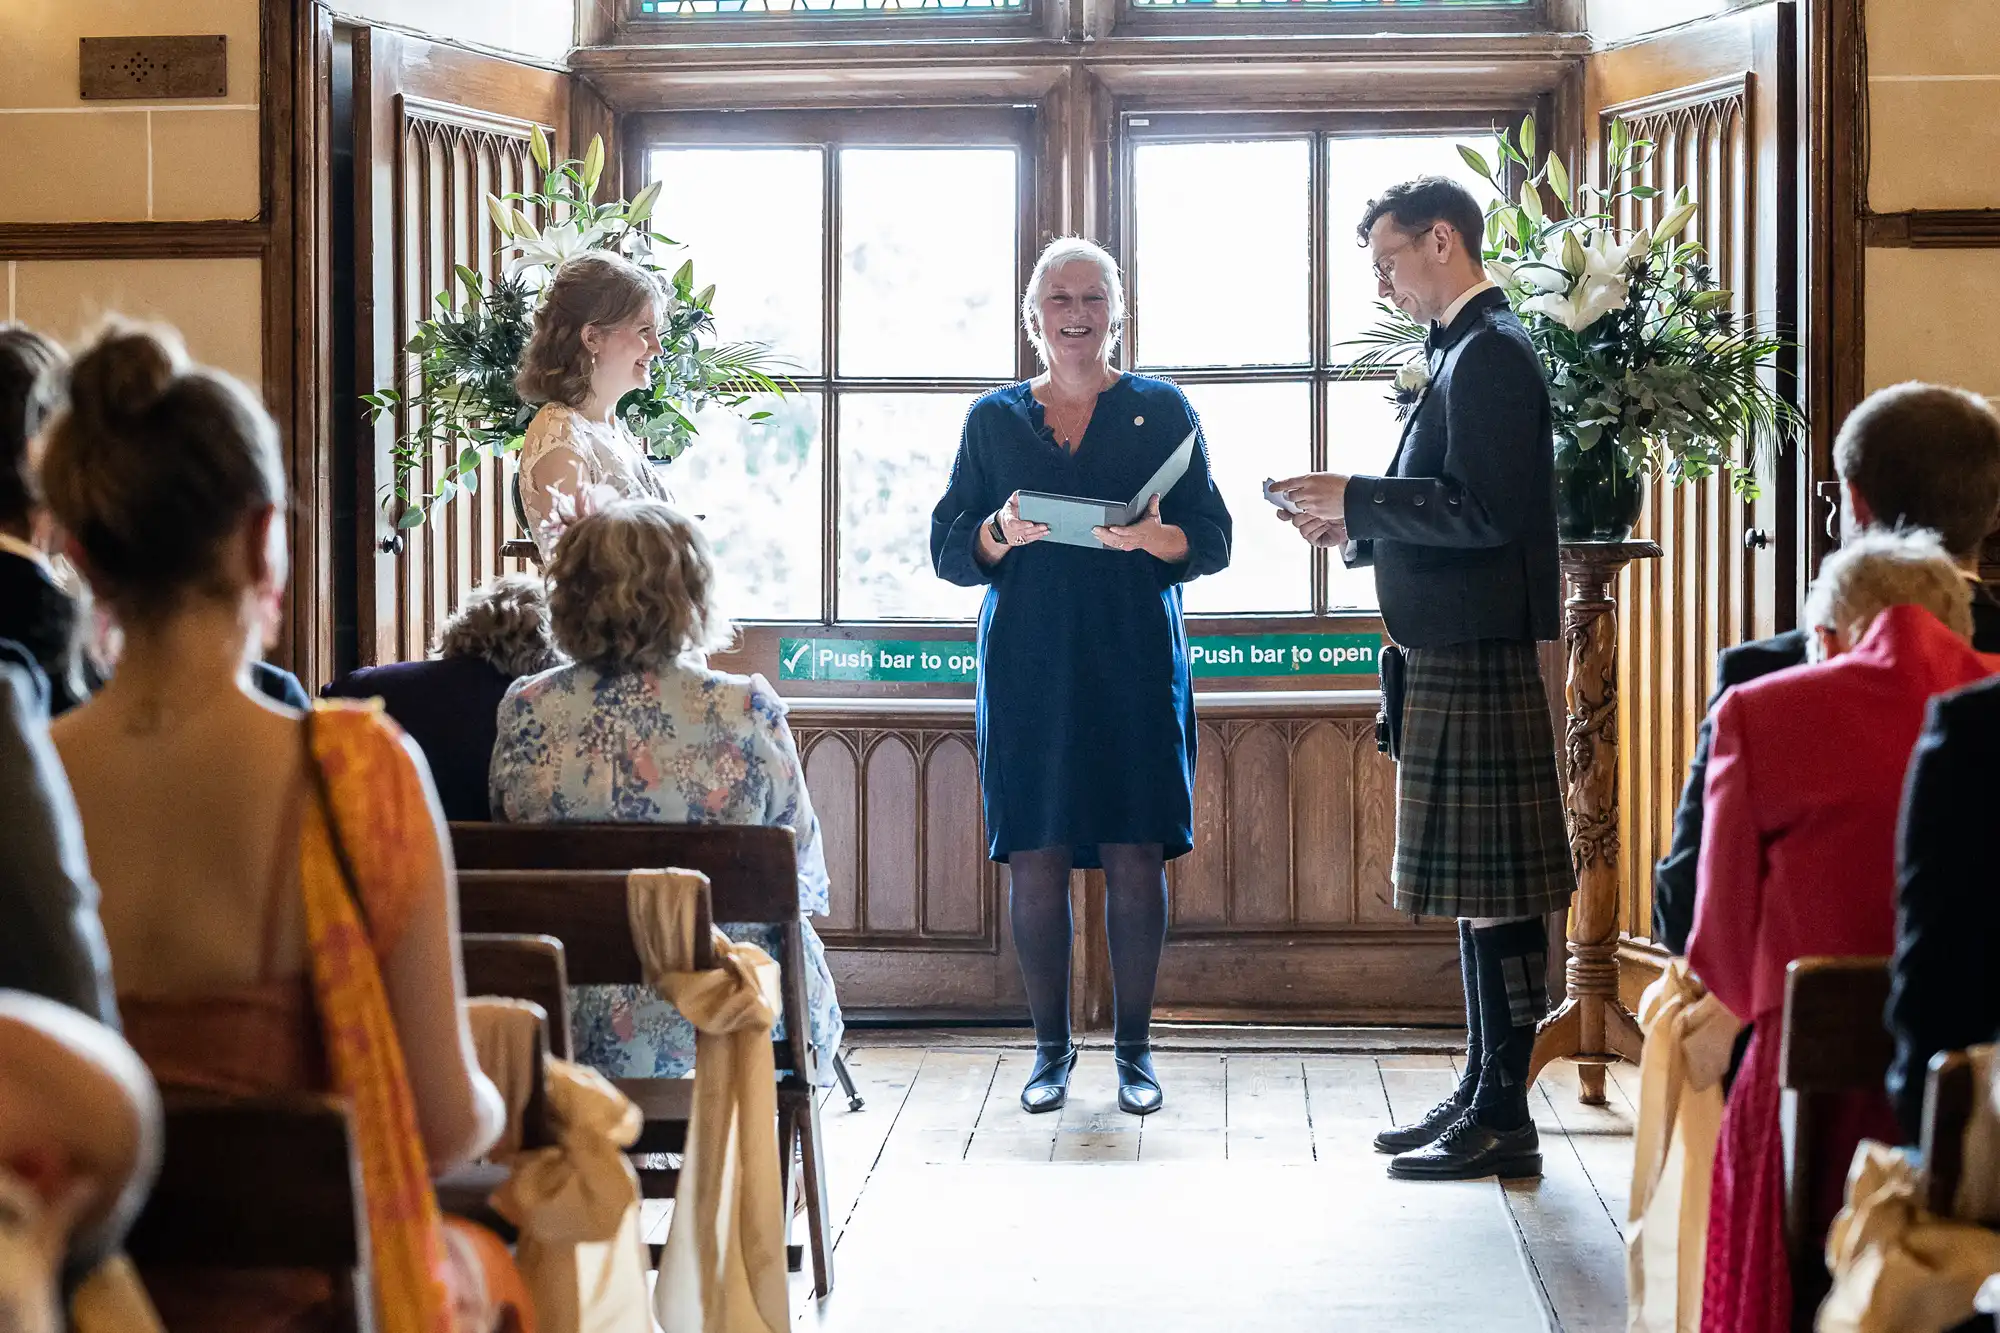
[929,374,1232,868]
[488,662,845,1084]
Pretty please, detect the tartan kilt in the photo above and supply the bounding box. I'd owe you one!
[1391,639,1576,919]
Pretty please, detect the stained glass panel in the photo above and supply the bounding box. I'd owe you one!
[637,0,1019,14]
[1131,0,1527,7]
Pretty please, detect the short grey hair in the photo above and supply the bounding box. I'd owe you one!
[546,498,732,673]
[436,574,564,677]
[1803,528,1973,661]
[1020,237,1126,366]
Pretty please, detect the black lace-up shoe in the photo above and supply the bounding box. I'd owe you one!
[1387,1117,1541,1182]
[1020,1042,1080,1114]
[1372,1092,1471,1154]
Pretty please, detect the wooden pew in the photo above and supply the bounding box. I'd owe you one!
[1923,1050,1981,1217]
[127,1093,373,1332]
[437,936,561,1236]
[1780,955,1896,1324]
[448,825,835,1298]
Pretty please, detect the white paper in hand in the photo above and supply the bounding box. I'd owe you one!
[1263,478,1303,515]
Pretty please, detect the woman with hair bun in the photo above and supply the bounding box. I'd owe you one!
[44,319,521,1332]
[514,249,669,560]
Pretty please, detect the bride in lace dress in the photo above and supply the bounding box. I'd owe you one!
[514,250,671,561]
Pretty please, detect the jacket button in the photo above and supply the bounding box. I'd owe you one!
[1412,494,1426,506]
[1372,491,1386,504]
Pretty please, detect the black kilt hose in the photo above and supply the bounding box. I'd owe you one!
[1392,641,1574,919]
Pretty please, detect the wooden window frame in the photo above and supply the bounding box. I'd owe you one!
[1113,107,1529,619]
[630,106,1041,628]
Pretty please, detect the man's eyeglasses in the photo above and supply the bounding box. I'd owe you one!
[1371,236,1420,284]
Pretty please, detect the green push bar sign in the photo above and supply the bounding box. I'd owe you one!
[777,633,1381,683]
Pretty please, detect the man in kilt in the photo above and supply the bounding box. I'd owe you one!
[1273,176,1571,1181]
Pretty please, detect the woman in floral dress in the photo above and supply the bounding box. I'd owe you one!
[489,498,843,1082]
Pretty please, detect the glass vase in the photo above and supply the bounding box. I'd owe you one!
[1553,434,1646,543]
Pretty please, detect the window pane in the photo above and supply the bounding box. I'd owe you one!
[838,392,986,620]
[1178,381,1312,616]
[1133,140,1310,370]
[672,393,824,620]
[1133,0,1526,7]
[648,148,825,375]
[1323,377,1408,612]
[838,149,1018,378]
[1326,134,1497,358]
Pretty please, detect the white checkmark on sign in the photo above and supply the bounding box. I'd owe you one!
[783,642,813,675]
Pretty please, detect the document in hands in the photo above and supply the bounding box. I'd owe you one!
[1016,428,1197,549]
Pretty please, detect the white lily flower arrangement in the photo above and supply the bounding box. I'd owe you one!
[364,129,790,532]
[1343,116,1798,516]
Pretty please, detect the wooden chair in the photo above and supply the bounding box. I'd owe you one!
[1922,1049,1981,1217]
[437,935,564,1235]
[127,1093,373,1332]
[448,825,835,1298]
[501,473,540,566]
[1780,955,1895,1325]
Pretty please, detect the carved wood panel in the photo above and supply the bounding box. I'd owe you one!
[385,99,542,662]
[792,703,1457,1023]
[1590,6,1797,951]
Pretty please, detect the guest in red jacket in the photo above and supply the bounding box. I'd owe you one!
[1689,528,1997,1333]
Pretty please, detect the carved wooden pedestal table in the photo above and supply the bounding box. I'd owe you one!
[1528,539,1663,1106]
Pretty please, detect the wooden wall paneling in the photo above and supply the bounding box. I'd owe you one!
[1351,726,1403,926]
[1227,723,1293,927]
[1173,725,1230,929]
[1586,6,1797,955]
[922,735,985,936]
[262,0,335,689]
[803,732,862,933]
[861,734,921,933]
[1290,721,1354,927]
[793,716,1023,1020]
[350,35,568,665]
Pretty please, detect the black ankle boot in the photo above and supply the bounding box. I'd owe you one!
[1021,1042,1080,1114]
[1113,1042,1163,1116]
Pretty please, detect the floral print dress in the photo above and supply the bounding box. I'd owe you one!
[489,662,844,1084]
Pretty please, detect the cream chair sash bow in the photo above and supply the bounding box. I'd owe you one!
[626,869,788,1333]
[470,999,651,1333]
[1629,958,1742,1333]
[1819,1137,2000,1333]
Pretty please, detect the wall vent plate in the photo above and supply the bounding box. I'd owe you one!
[80,36,227,100]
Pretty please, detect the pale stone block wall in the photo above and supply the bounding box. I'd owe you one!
[1864,0,2000,401]
[0,0,264,386]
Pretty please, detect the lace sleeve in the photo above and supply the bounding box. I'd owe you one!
[519,406,597,560]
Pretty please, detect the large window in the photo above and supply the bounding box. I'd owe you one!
[1124,120,1497,615]
[648,114,1509,627]
[647,114,1027,623]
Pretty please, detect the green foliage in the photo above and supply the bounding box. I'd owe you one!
[365,134,792,531]
[1341,123,1801,502]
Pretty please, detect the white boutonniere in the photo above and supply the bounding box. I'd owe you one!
[1391,357,1431,420]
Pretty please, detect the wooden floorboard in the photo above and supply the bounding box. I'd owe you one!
[784,1032,1629,1330]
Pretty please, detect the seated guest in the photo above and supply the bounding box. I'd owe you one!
[1885,672,2000,1141]
[0,642,116,1028]
[0,325,93,716]
[490,498,845,1083]
[0,323,309,717]
[1689,529,1996,1333]
[1655,382,2000,952]
[325,575,563,821]
[40,320,511,1331]
[0,991,160,1333]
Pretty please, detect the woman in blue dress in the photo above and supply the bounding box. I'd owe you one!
[930,237,1232,1117]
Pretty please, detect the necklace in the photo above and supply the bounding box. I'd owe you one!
[1039,392,1098,451]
